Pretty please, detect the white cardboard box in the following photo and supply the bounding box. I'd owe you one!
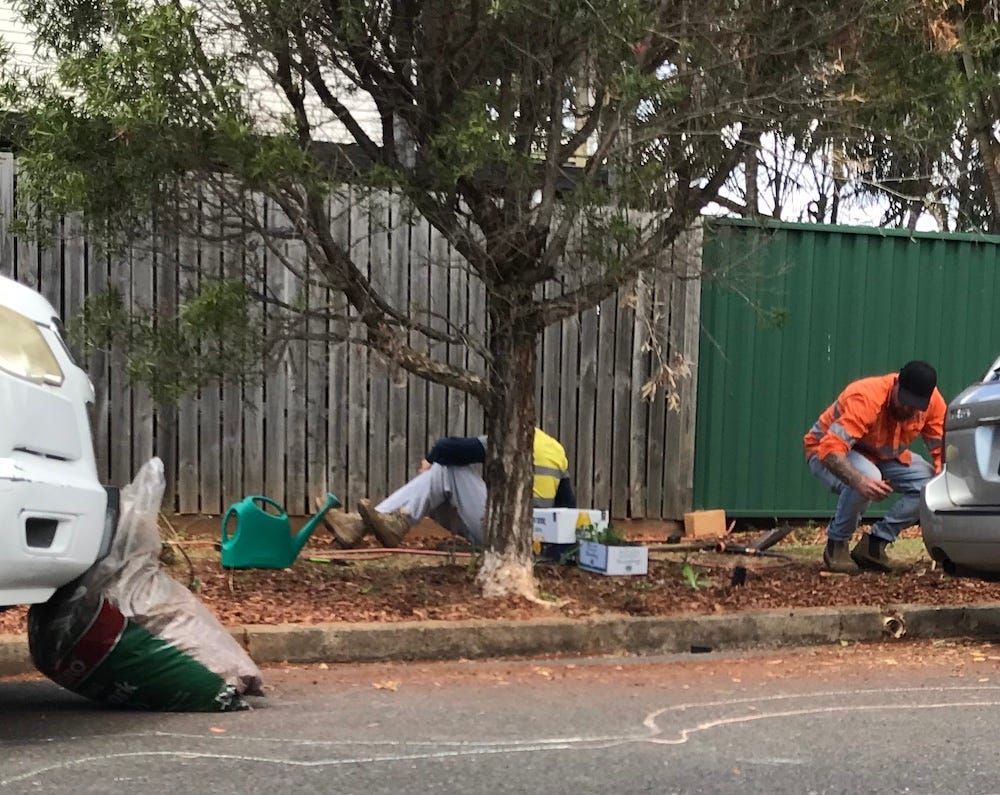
[577,540,649,576]
[533,508,609,545]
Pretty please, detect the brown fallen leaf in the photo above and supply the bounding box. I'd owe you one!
[374,680,399,691]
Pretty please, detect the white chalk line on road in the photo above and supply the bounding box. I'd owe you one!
[4,684,1000,786]
[643,700,1000,746]
[0,741,634,786]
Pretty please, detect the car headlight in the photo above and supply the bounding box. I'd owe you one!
[0,305,64,386]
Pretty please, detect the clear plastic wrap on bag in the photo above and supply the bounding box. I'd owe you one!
[29,458,264,711]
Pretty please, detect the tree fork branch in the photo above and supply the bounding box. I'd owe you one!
[273,189,488,398]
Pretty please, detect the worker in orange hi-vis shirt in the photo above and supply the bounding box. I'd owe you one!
[803,360,946,574]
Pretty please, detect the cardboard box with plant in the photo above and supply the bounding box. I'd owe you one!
[576,523,649,576]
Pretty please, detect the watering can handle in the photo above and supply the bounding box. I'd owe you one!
[251,495,287,515]
[221,505,238,545]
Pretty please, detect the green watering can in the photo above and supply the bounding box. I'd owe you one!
[221,492,341,568]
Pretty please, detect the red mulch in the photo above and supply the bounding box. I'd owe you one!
[3,521,999,635]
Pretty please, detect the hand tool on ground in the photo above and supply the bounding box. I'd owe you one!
[652,522,795,556]
[747,522,796,552]
[713,522,796,558]
[713,541,790,559]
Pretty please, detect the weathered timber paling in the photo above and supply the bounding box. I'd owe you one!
[0,155,700,519]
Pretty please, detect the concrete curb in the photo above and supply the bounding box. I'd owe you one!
[4,603,1000,677]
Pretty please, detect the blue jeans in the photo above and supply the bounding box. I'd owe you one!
[807,451,934,543]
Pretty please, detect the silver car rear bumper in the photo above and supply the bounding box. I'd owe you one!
[920,469,1000,574]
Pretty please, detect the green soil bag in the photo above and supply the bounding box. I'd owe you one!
[28,458,264,711]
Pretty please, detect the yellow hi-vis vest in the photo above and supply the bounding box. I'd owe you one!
[532,427,570,508]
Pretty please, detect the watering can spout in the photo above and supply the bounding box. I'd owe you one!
[293,492,341,556]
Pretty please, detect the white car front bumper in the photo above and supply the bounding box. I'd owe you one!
[0,456,110,605]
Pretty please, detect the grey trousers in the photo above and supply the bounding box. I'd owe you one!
[375,463,487,545]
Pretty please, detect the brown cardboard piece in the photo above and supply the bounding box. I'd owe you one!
[683,509,727,539]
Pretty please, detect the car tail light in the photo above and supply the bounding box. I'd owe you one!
[0,305,64,386]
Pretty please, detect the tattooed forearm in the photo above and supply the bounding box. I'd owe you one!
[822,453,862,489]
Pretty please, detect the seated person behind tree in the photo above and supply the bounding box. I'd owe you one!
[319,427,575,548]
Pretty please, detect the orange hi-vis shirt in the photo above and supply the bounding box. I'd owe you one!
[803,373,947,473]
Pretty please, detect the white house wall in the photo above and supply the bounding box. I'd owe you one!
[0,3,48,72]
[0,2,381,144]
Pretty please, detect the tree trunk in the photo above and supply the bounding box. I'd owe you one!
[957,20,1000,234]
[743,147,759,217]
[476,290,538,599]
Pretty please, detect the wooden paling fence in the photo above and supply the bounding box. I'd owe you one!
[0,152,701,519]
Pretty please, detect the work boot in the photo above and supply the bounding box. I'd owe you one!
[315,496,367,549]
[850,533,899,573]
[358,499,410,548]
[823,539,857,574]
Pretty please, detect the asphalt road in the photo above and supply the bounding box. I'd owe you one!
[3,640,1000,794]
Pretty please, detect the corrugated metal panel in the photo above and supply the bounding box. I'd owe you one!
[695,218,1000,517]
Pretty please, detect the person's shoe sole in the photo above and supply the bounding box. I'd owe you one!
[358,499,408,548]
[315,496,366,549]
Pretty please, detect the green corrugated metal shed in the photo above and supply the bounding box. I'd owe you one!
[695,217,1000,518]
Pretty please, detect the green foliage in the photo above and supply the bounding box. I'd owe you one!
[4,0,882,244]
[796,2,1000,231]
[0,0,935,411]
[428,89,517,186]
[577,523,629,546]
[69,278,262,403]
[465,553,480,578]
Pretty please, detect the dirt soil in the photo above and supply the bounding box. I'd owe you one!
[3,518,1000,635]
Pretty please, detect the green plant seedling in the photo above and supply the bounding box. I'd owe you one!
[577,523,629,546]
[682,561,707,590]
[465,554,480,577]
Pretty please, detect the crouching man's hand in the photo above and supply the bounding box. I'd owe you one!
[822,452,893,502]
[856,475,893,502]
